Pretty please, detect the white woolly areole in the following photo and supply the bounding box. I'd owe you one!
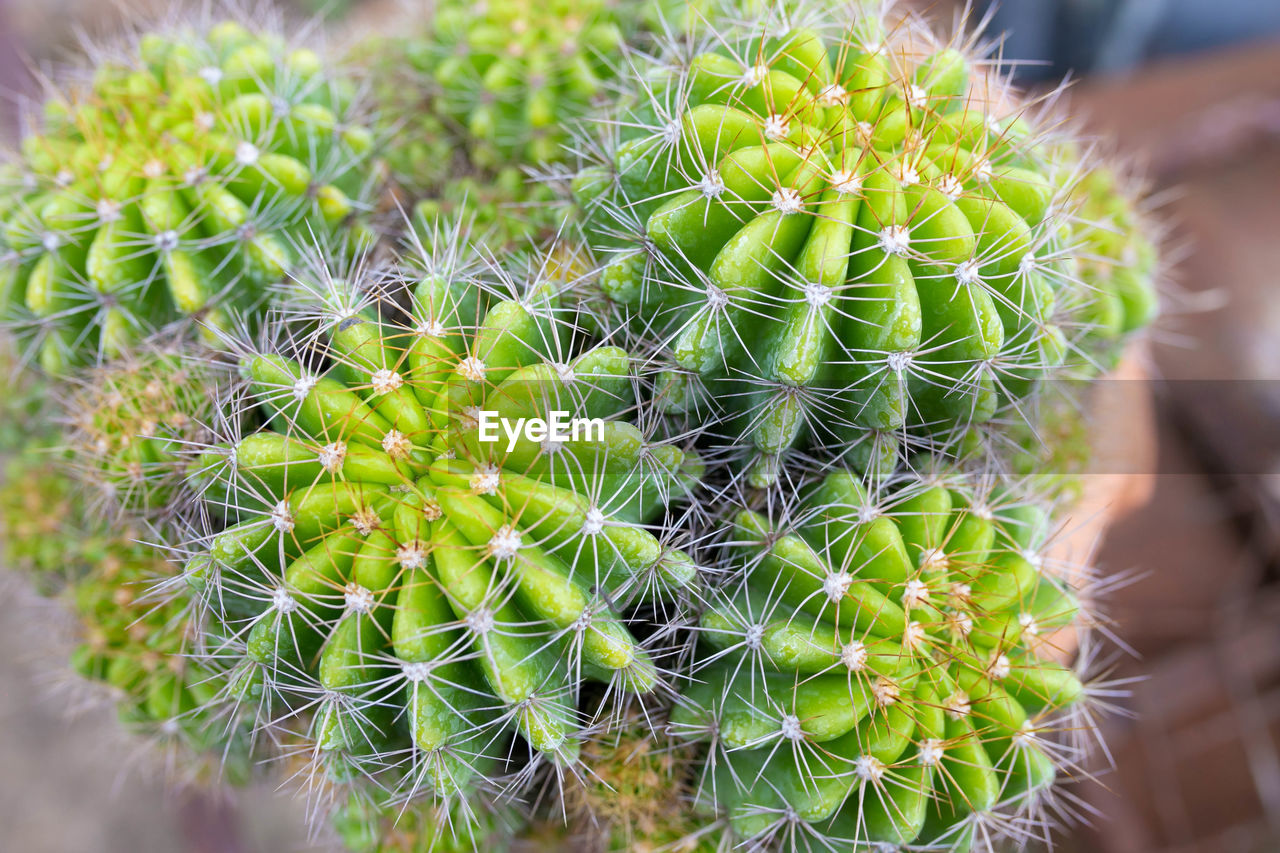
[142,159,165,179]
[458,356,487,381]
[662,119,682,145]
[697,169,726,198]
[741,62,768,87]
[581,506,606,536]
[872,676,900,707]
[918,738,945,766]
[949,582,972,604]
[771,186,804,214]
[904,620,928,649]
[271,586,298,614]
[938,174,964,200]
[779,713,804,741]
[878,225,911,255]
[54,168,74,186]
[397,540,428,569]
[895,160,920,187]
[154,230,180,251]
[96,198,122,223]
[382,430,412,459]
[905,84,928,110]
[823,570,853,602]
[417,318,447,337]
[270,500,295,533]
[1022,548,1044,572]
[705,285,730,310]
[553,362,576,383]
[989,653,1012,680]
[973,157,993,184]
[920,548,949,572]
[351,507,380,536]
[955,259,982,286]
[743,623,765,650]
[858,504,880,524]
[198,66,223,86]
[948,610,974,637]
[842,640,868,671]
[370,369,403,395]
[1019,251,1038,276]
[401,660,433,682]
[457,406,480,430]
[470,463,501,495]
[818,83,848,106]
[541,433,566,455]
[41,232,61,252]
[763,113,790,141]
[235,141,260,166]
[804,281,832,308]
[1018,612,1040,636]
[292,375,318,401]
[465,607,495,635]
[944,691,971,720]
[317,442,347,473]
[855,754,886,782]
[1012,721,1038,747]
[902,579,930,609]
[830,169,862,195]
[886,350,912,374]
[488,525,523,560]
[344,582,375,614]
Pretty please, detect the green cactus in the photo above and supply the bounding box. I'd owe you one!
[554,707,728,852]
[0,334,46,451]
[574,7,1159,483]
[357,0,624,248]
[671,467,1092,850]
[332,786,525,853]
[63,345,221,520]
[188,245,704,800]
[0,450,82,586]
[0,19,377,373]
[1067,167,1161,367]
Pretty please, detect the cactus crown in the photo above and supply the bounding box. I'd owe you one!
[573,3,1158,484]
[671,467,1096,850]
[188,235,704,811]
[62,344,220,520]
[0,18,377,372]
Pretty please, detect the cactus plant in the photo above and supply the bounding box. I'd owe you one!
[670,467,1097,850]
[573,5,1159,484]
[62,344,222,521]
[356,0,626,248]
[186,241,704,806]
[0,18,377,373]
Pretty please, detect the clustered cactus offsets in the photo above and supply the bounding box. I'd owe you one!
[671,467,1105,850]
[185,239,704,806]
[360,0,628,247]
[573,6,1158,484]
[0,18,377,373]
[0,2,1166,852]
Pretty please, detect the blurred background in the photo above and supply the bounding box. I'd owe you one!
[0,0,1279,850]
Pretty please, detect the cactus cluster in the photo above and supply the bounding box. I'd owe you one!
[359,0,637,248]
[574,9,1158,483]
[0,19,377,373]
[0,3,1164,853]
[189,242,702,802]
[673,468,1091,849]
